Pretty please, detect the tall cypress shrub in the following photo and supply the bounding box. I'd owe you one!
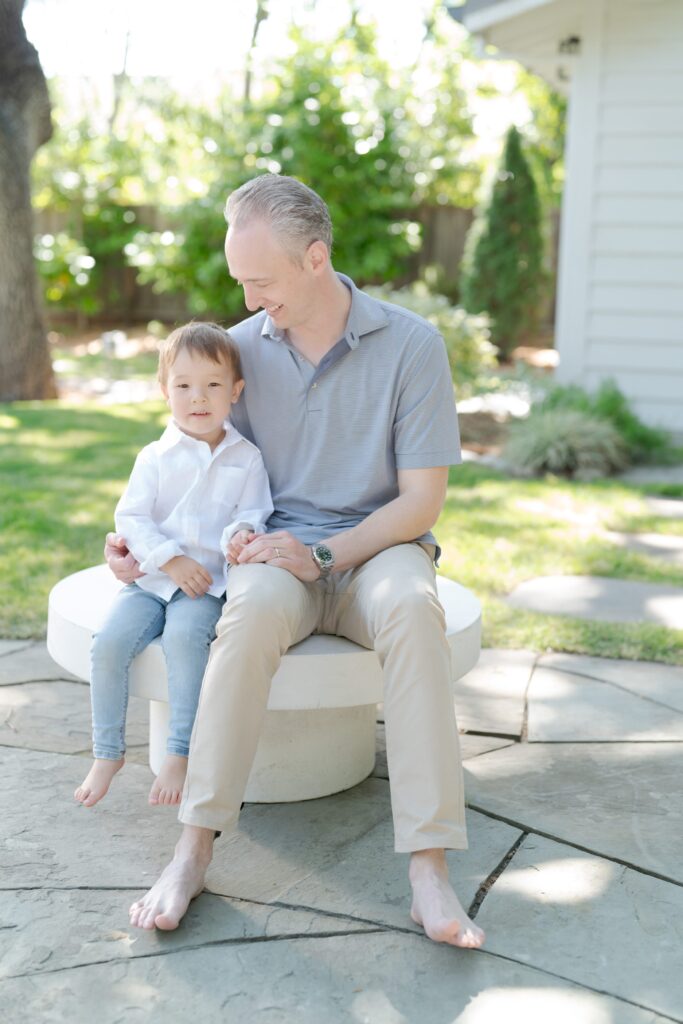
[460,125,543,357]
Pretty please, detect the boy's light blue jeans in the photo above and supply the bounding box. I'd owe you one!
[90,583,224,761]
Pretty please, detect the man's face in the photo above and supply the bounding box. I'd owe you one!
[225,220,318,332]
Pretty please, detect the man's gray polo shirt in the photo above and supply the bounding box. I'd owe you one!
[228,273,461,553]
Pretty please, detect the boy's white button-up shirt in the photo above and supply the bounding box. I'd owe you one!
[115,419,273,600]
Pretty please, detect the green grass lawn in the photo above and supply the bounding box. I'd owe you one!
[2,400,682,664]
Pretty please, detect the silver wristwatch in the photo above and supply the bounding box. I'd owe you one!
[310,542,335,579]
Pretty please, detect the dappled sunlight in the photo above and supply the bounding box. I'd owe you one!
[495,856,616,905]
[456,986,615,1023]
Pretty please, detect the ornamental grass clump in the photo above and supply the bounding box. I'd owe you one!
[504,408,629,480]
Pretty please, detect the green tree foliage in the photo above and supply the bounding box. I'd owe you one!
[460,125,544,356]
[128,19,420,317]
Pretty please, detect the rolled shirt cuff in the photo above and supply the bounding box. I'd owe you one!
[138,539,184,574]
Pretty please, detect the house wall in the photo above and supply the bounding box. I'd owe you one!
[556,0,683,433]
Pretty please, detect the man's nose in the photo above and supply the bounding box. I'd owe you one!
[242,284,260,311]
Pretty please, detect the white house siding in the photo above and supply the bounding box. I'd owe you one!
[556,0,683,433]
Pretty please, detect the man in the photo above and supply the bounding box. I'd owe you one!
[108,174,485,949]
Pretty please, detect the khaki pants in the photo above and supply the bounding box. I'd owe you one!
[179,542,467,853]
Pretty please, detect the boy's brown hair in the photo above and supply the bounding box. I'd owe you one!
[158,322,242,385]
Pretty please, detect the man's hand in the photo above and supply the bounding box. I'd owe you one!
[104,532,144,584]
[225,529,255,566]
[160,556,212,598]
[237,530,321,582]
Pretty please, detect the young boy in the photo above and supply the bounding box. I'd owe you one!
[75,322,273,809]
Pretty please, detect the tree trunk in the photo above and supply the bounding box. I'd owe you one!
[0,0,56,399]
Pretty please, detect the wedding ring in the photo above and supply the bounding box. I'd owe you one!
[274,547,281,559]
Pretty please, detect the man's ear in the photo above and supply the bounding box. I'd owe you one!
[306,240,329,275]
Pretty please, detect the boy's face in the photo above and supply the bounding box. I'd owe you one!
[161,349,244,448]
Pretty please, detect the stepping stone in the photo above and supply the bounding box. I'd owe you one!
[478,833,683,1020]
[606,530,683,566]
[0,642,77,686]
[0,887,374,981]
[527,665,683,741]
[645,496,683,519]
[537,653,683,714]
[0,681,148,755]
[453,649,535,737]
[620,465,683,485]
[0,927,666,1024]
[506,575,683,627]
[465,742,683,882]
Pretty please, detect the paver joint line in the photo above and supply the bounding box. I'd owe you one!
[467,832,528,920]
[536,664,683,716]
[4,927,390,983]
[467,803,683,889]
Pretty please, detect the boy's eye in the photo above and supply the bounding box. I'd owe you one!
[209,382,223,387]
[176,383,189,389]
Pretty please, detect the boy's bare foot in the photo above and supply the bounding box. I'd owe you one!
[129,825,214,930]
[74,758,125,807]
[148,754,188,806]
[409,849,486,949]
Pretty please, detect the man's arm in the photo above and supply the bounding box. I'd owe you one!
[237,466,448,580]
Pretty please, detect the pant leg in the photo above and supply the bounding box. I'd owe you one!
[326,544,467,853]
[90,584,166,760]
[179,563,323,832]
[161,590,225,757]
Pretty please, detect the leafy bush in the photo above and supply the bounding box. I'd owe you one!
[366,282,497,396]
[460,126,544,357]
[539,380,671,463]
[504,408,629,480]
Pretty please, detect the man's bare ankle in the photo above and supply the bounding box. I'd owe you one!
[175,825,215,863]
[409,848,448,879]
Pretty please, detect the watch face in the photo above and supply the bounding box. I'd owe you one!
[314,544,334,568]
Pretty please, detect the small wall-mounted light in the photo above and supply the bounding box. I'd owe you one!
[559,35,581,55]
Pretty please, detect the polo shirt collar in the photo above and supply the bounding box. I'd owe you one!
[260,272,389,350]
[158,419,242,453]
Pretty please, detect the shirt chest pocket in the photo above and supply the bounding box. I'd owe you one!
[211,467,248,513]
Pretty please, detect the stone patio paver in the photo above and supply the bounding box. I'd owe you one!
[452,648,535,736]
[477,833,683,1020]
[1,929,669,1024]
[527,665,683,742]
[0,639,32,658]
[537,653,683,713]
[0,641,78,685]
[0,681,148,754]
[465,742,683,882]
[506,575,683,627]
[0,887,375,981]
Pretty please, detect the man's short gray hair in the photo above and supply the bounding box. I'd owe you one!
[224,174,333,262]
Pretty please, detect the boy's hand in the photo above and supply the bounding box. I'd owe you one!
[160,555,212,598]
[226,529,256,565]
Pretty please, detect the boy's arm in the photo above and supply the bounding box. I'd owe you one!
[114,449,185,574]
[220,449,274,556]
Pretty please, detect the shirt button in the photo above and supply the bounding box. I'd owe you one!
[312,383,318,389]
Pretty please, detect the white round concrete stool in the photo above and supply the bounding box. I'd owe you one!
[48,565,481,802]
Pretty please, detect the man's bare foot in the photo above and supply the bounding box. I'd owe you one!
[74,758,125,807]
[129,825,214,930]
[409,849,486,949]
[148,754,188,806]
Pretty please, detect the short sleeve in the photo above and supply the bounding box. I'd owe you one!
[393,332,461,469]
